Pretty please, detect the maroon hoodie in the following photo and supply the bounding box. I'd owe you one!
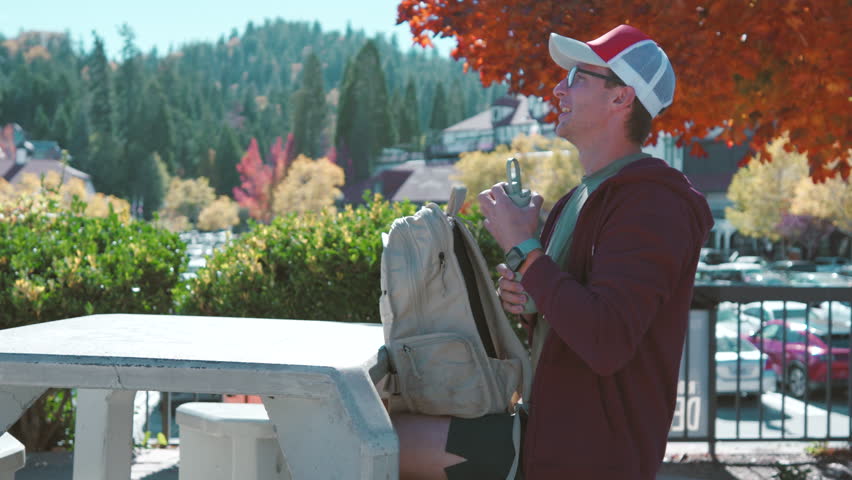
[520,157,714,479]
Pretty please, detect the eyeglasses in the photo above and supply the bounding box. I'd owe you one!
[565,65,625,88]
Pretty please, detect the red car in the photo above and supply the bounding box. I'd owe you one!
[746,320,850,398]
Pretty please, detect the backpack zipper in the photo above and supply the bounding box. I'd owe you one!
[438,251,447,295]
[402,344,422,378]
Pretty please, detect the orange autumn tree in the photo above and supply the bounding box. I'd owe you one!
[398,0,850,181]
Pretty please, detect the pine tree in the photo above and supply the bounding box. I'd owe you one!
[68,106,90,170]
[397,79,420,146]
[429,82,449,131]
[335,41,393,184]
[143,79,176,172]
[88,131,126,196]
[291,53,327,160]
[448,79,466,126]
[115,24,143,141]
[212,126,243,196]
[32,105,51,138]
[88,33,114,136]
[51,102,73,148]
[136,152,169,219]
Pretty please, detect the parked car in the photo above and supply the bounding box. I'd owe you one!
[788,272,852,287]
[716,325,777,397]
[740,300,823,323]
[700,248,734,265]
[732,255,768,267]
[724,300,830,337]
[180,257,207,281]
[769,260,817,272]
[746,319,850,398]
[814,256,852,272]
[696,263,761,284]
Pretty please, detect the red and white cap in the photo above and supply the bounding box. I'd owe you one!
[549,24,675,118]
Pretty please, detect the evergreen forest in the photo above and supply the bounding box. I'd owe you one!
[0,19,508,217]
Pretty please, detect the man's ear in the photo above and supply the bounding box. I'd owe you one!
[611,85,636,113]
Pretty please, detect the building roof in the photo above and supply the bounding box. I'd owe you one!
[495,95,536,128]
[391,162,461,203]
[1,156,91,185]
[443,95,539,133]
[444,109,493,133]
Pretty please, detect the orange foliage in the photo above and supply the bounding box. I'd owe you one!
[397,0,850,181]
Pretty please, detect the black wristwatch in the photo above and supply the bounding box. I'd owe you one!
[505,238,543,271]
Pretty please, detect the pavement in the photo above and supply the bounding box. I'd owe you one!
[17,448,179,480]
[14,441,851,480]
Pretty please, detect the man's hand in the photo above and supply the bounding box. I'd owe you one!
[477,183,543,253]
[496,263,528,315]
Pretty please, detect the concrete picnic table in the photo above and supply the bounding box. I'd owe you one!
[0,314,397,479]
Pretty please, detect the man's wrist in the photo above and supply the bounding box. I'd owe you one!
[505,238,543,271]
[518,249,544,274]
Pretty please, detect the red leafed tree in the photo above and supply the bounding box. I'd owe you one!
[397,0,850,181]
[234,135,296,223]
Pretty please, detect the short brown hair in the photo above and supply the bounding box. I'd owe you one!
[605,76,653,145]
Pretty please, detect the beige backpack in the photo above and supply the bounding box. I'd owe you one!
[379,187,532,418]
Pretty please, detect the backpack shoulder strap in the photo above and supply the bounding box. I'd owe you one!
[446,186,467,217]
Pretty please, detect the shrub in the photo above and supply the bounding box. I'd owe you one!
[0,194,185,452]
[178,194,508,324]
[197,195,240,232]
[0,199,186,328]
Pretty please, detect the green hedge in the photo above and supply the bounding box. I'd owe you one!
[0,200,186,328]
[178,194,506,323]
[0,198,185,452]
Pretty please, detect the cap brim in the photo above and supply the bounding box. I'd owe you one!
[549,33,608,70]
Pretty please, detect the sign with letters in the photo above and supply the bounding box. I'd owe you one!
[668,309,709,438]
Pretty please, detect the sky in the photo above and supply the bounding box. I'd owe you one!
[0,0,456,59]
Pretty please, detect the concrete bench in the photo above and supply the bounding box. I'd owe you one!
[177,402,288,480]
[0,314,395,480]
[0,433,25,480]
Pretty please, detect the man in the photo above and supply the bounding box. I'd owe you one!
[393,24,713,479]
[479,24,714,478]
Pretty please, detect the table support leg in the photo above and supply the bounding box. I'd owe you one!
[262,369,398,480]
[0,386,46,433]
[73,389,136,480]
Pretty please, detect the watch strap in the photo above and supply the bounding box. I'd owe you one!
[514,238,543,257]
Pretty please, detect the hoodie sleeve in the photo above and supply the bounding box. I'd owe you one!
[521,181,700,376]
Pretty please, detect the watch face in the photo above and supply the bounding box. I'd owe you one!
[506,247,523,270]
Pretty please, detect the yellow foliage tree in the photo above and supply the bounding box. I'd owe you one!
[452,134,582,212]
[159,177,217,228]
[0,172,130,221]
[725,135,809,241]
[271,155,345,216]
[197,195,240,232]
[791,161,852,235]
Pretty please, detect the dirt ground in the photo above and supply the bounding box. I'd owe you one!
[659,450,852,480]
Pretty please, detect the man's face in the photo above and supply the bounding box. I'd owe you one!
[552,63,618,141]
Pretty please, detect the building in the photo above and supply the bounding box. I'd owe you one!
[428,95,555,159]
[0,123,95,195]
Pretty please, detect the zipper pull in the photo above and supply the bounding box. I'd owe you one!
[402,345,422,378]
[439,252,447,295]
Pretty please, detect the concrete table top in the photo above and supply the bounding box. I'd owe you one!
[0,432,25,474]
[0,314,388,394]
[0,314,397,480]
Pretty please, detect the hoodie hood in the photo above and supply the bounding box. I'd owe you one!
[602,156,715,239]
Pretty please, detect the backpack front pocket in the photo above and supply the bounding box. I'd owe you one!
[391,332,491,418]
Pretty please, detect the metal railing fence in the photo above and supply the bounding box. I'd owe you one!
[678,285,852,455]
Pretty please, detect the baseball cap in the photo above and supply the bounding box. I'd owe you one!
[549,25,675,118]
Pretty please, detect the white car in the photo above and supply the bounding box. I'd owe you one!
[716,325,777,396]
